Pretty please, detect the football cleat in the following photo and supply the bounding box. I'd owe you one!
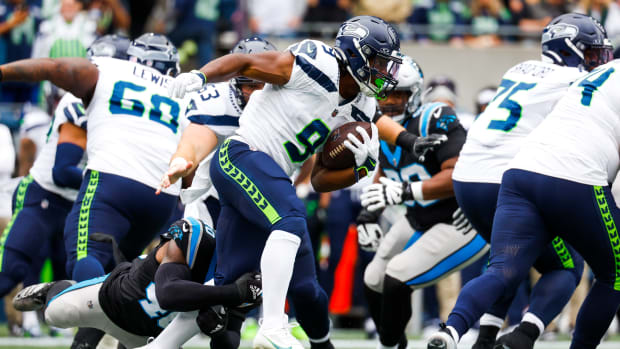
[253,318,304,349]
[493,326,536,349]
[13,282,58,311]
[427,324,457,349]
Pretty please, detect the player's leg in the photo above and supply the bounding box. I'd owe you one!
[363,216,417,332]
[43,276,149,348]
[379,223,487,348]
[0,177,71,297]
[542,183,620,349]
[210,139,318,348]
[429,170,551,348]
[495,240,584,348]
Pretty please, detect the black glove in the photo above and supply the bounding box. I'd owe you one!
[396,131,448,162]
[196,305,228,336]
[234,272,262,309]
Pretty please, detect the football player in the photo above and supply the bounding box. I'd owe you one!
[356,55,488,349]
[426,13,616,349]
[163,15,445,349]
[12,218,262,349]
[0,34,128,311]
[0,32,189,283]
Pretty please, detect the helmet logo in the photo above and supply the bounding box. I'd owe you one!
[543,23,578,42]
[338,23,369,40]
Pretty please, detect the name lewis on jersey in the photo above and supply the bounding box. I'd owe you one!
[132,66,171,88]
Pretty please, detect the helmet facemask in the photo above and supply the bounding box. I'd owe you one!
[347,39,402,100]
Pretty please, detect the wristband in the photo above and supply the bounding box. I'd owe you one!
[410,181,424,201]
[395,131,417,150]
[191,70,207,85]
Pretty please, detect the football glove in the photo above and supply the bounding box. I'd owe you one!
[452,207,474,235]
[234,272,262,309]
[343,124,379,181]
[413,134,448,162]
[196,305,228,336]
[361,177,409,211]
[167,70,205,99]
[356,208,384,252]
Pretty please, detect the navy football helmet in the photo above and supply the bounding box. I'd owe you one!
[334,16,402,99]
[542,13,613,71]
[86,34,131,60]
[127,33,180,76]
[230,36,277,108]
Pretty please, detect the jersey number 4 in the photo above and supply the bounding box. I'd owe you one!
[487,79,536,132]
[578,67,615,107]
[109,81,180,133]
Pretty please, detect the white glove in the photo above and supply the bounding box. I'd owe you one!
[167,70,205,99]
[343,124,379,168]
[360,177,404,212]
[452,207,474,235]
[357,223,384,252]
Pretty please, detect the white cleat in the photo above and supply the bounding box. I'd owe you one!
[253,323,304,349]
[427,327,457,349]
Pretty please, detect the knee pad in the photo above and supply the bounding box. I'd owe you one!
[364,258,388,293]
[71,256,105,282]
[272,216,306,238]
[45,297,81,328]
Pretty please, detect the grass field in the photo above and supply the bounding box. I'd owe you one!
[0,331,618,349]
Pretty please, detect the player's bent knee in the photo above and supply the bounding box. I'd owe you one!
[364,258,388,293]
[288,278,322,302]
[45,297,81,328]
[272,216,306,238]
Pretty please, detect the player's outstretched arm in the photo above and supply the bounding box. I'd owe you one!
[168,51,294,98]
[157,124,218,194]
[375,114,447,161]
[153,241,261,312]
[0,58,98,104]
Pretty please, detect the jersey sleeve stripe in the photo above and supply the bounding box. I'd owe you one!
[185,217,203,269]
[295,55,337,93]
[188,115,240,127]
[419,102,445,137]
[64,107,76,124]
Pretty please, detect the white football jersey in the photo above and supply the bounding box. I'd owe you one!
[29,93,88,201]
[19,105,51,159]
[453,60,586,184]
[511,60,620,186]
[235,39,376,176]
[85,57,189,195]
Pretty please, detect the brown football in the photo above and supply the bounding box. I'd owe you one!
[320,121,372,170]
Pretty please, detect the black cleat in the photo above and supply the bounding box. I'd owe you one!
[472,337,496,349]
[427,323,457,349]
[493,328,535,349]
[13,282,58,311]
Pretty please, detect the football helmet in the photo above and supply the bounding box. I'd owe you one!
[127,33,180,76]
[378,55,424,123]
[542,13,613,71]
[86,34,131,60]
[230,36,277,108]
[334,16,402,99]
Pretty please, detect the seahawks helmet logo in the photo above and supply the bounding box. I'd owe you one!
[543,23,578,41]
[339,23,369,40]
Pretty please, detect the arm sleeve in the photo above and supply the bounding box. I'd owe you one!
[154,262,240,312]
[52,142,84,189]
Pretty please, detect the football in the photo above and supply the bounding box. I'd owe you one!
[320,121,372,170]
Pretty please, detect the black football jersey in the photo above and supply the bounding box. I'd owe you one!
[99,218,216,337]
[379,102,466,231]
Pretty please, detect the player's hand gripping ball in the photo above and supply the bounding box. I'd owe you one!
[320,121,375,170]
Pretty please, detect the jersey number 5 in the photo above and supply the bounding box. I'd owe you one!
[487,79,536,132]
[109,81,180,133]
[283,119,331,163]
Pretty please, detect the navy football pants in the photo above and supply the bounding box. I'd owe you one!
[449,170,620,349]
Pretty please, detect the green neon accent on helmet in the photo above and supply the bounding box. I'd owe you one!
[593,185,620,291]
[374,78,386,100]
[218,140,281,225]
[0,175,34,272]
[551,236,574,269]
[77,171,100,261]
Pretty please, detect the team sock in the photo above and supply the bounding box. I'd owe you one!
[260,230,300,329]
[379,275,412,347]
